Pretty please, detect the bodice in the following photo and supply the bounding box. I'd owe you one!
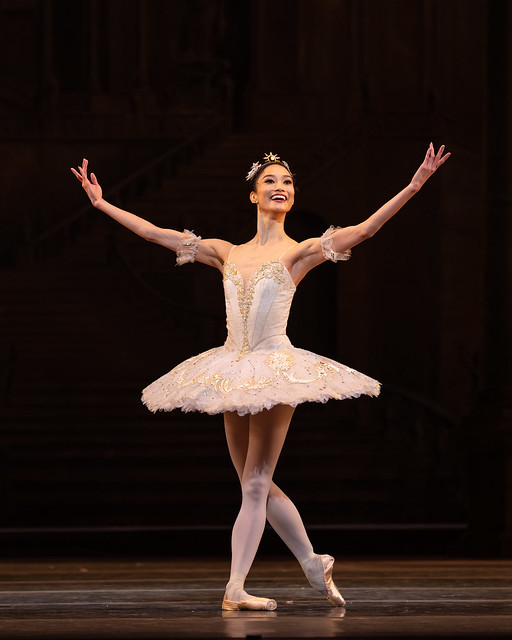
[223,260,296,358]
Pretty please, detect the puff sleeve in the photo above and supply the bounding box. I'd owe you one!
[175,229,201,266]
[320,226,351,262]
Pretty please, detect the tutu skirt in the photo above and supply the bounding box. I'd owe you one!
[143,228,380,416]
[142,340,380,416]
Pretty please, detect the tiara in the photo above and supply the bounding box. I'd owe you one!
[245,152,291,181]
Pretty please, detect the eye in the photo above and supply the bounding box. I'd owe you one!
[264,178,274,184]
[284,179,292,185]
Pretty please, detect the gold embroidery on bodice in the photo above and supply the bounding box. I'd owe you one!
[161,260,351,397]
[223,260,286,359]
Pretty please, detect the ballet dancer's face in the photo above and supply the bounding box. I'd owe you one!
[250,164,295,214]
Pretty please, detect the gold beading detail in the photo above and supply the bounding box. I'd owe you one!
[264,350,294,372]
[172,350,341,394]
[224,261,286,359]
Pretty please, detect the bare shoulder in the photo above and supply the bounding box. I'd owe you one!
[195,238,234,270]
[210,238,234,263]
[282,236,321,264]
[280,236,325,285]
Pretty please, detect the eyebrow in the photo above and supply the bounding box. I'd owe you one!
[261,173,292,179]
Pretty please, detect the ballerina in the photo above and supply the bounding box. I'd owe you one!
[72,143,450,610]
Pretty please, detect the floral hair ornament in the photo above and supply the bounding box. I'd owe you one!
[245,152,291,181]
[246,161,262,181]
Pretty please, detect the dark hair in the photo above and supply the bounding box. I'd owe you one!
[248,160,295,192]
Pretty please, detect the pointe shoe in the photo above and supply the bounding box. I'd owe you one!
[305,554,346,607]
[222,596,277,611]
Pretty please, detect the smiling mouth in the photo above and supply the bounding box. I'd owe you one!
[271,195,287,202]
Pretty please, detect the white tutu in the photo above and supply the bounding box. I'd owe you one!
[142,342,380,416]
[142,228,380,416]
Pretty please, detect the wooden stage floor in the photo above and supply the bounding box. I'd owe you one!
[0,557,511,639]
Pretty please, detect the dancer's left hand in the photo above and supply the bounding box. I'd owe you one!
[410,143,450,191]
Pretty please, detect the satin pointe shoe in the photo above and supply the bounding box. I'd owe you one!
[222,596,277,611]
[305,554,346,607]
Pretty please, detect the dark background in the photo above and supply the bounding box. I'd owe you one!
[0,0,510,558]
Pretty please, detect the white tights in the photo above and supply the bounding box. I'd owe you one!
[224,407,320,602]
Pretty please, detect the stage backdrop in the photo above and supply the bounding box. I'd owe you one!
[0,0,510,556]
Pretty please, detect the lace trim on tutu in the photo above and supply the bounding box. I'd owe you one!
[144,389,379,417]
[141,346,381,416]
[176,229,201,266]
[321,226,351,263]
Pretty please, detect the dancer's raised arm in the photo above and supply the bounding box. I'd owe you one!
[329,142,450,252]
[284,143,450,282]
[71,158,231,269]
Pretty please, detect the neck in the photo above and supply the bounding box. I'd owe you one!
[254,210,287,245]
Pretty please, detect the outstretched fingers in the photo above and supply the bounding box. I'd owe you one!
[426,143,450,171]
[436,146,451,167]
[70,167,82,181]
[70,158,95,192]
[411,143,450,189]
[70,158,88,180]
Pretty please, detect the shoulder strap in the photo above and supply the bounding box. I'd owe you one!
[226,244,238,262]
[278,244,295,261]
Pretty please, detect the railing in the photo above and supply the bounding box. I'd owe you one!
[27,118,228,263]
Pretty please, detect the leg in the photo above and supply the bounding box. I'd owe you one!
[225,415,315,563]
[224,408,346,607]
[223,404,294,608]
[267,484,345,606]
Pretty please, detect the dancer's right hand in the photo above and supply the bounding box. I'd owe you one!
[71,158,103,207]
